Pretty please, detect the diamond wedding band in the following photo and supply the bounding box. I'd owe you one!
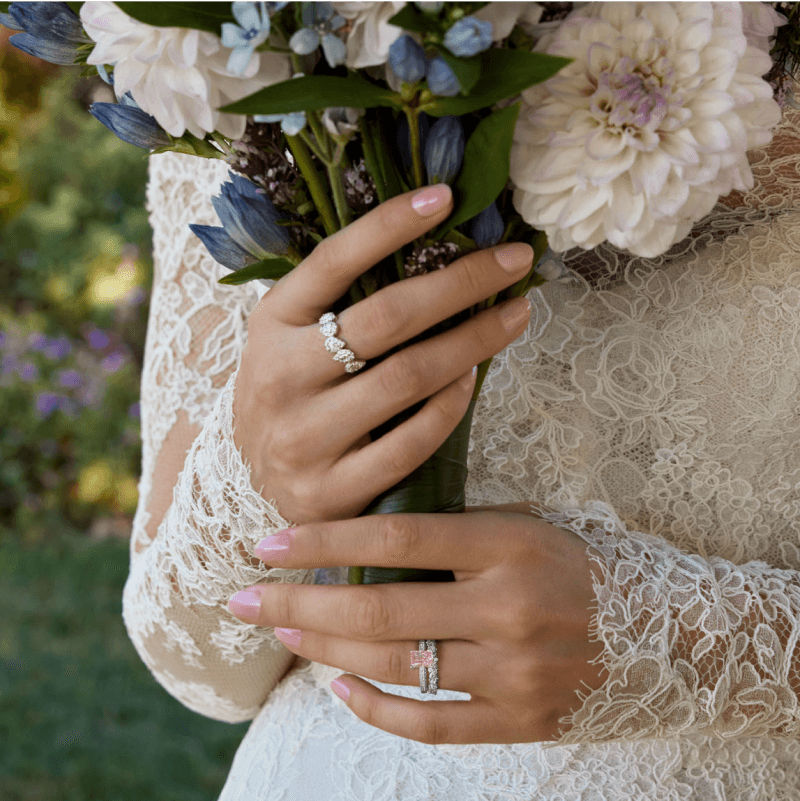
[319,312,366,374]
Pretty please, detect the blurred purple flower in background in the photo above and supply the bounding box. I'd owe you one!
[57,368,83,388]
[28,332,47,351]
[2,355,19,375]
[0,332,6,348]
[35,392,63,418]
[85,327,110,350]
[44,335,71,360]
[102,350,127,373]
[128,401,140,419]
[20,362,39,381]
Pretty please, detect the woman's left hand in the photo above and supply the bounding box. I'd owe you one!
[227,502,608,744]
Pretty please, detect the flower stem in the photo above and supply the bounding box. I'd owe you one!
[306,109,332,161]
[327,161,353,227]
[404,107,425,189]
[286,134,339,237]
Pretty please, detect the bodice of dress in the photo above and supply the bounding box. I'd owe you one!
[123,107,800,799]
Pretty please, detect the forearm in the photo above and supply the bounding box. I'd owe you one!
[530,500,800,745]
[124,370,313,722]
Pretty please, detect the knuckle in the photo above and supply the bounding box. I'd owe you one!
[460,255,490,299]
[379,431,419,480]
[413,709,449,745]
[432,386,470,430]
[314,232,345,278]
[348,591,391,640]
[272,586,299,628]
[361,292,405,345]
[377,352,424,401]
[379,517,421,565]
[385,643,407,684]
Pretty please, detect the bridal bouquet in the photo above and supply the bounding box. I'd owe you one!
[3,0,797,586]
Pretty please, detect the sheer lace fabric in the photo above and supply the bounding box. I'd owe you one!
[124,107,800,800]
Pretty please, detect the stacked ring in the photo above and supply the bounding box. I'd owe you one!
[410,640,439,695]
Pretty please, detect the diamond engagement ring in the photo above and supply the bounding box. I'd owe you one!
[410,640,439,695]
[319,312,366,374]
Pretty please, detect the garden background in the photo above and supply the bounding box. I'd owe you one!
[0,26,250,801]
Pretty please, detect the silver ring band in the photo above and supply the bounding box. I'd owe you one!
[319,312,366,374]
[411,640,439,695]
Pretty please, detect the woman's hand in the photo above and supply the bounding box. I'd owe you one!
[233,184,534,524]
[227,503,608,744]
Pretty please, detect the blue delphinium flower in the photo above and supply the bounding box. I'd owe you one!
[388,34,427,84]
[424,116,464,185]
[466,202,504,248]
[222,2,272,77]
[189,171,291,282]
[89,100,173,150]
[444,16,493,58]
[0,1,93,65]
[289,1,347,68]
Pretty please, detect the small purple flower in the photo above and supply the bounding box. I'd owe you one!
[128,401,141,419]
[19,362,39,382]
[28,332,48,351]
[35,392,62,418]
[2,355,18,375]
[86,328,110,350]
[0,332,6,348]
[57,369,83,388]
[44,336,71,360]
[102,350,127,373]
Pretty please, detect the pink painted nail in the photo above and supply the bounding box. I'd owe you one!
[411,184,451,216]
[228,586,264,621]
[331,678,350,702]
[274,627,303,648]
[255,529,295,563]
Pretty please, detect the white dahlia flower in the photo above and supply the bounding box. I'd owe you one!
[332,1,405,69]
[510,2,786,258]
[80,2,291,140]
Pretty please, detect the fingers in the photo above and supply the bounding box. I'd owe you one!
[267,185,454,327]
[272,629,486,695]
[332,241,534,368]
[316,297,530,464]
[330,676,519,745]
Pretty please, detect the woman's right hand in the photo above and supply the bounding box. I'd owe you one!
[232,183,534,525]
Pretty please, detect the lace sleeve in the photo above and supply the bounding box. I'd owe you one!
[529,501,800,746]
[122,151,313,723]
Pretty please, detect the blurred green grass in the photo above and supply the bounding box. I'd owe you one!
[1,27,249,800]
[0,527,249,801]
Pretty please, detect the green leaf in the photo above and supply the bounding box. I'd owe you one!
[433,102,521,238]
[217,258,295,286]
[424,49,571,117]
[114,3,234,35]
[430,46,482,95]
[386,5,442,36]
[218,75,400,115]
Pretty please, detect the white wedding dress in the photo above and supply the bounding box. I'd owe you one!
[123,106,800,800]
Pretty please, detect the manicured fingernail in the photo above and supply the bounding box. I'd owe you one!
[411,184,451,216]
[228,586,263,621]
[494,243,534,272]
[331,678,350,702]
[274,627,303,648]
[255,529,295,563]
[500,297,532,332]
[459,365,477,388]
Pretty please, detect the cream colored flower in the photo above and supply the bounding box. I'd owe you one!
[332,1,405,69]
[510,2,785,258]
[473,2,544,41]
[80,1,291,140]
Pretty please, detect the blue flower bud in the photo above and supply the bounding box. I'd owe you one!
[424,115,464,186]
[88,102,173,150]
[3,2,91,65]
[467,202,504,249]
[210,171,290,257]
[388,35,427,84]
[425,57,460,97]
[188,224,254,272]
[444,16,493,58]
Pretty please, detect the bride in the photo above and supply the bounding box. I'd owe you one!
[105,4,800,800]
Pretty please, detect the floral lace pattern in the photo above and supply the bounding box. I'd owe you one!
[128,107,800,799]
